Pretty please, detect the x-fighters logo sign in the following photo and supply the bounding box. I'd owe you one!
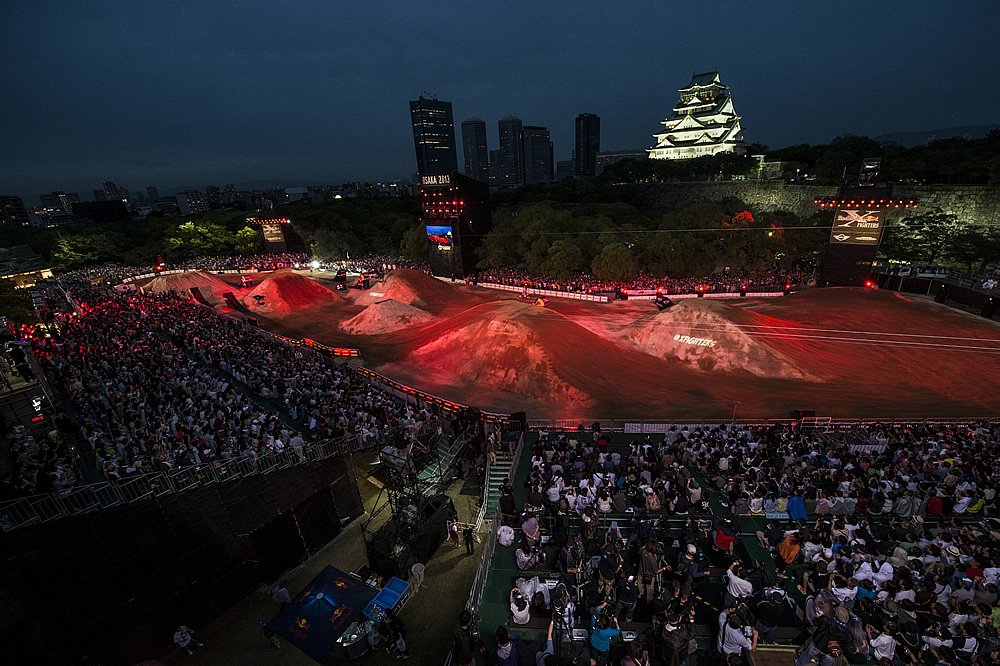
[834,210,880,227]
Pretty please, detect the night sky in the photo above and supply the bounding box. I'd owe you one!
[2,1,998,201]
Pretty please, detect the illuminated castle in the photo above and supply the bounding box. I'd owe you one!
[648,69,747,160]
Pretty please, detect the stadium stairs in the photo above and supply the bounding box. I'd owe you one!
[483,450,514,516]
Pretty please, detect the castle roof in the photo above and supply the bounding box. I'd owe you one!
[679,69,721,90]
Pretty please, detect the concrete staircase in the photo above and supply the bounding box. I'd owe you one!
[483,452,514,516]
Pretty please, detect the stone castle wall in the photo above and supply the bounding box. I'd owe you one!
[642,181,1000,226]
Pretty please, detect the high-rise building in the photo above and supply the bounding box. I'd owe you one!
[205,186,222,209]
[497,116,524,188]
[176,190,210,215]
[146,185,159,201]
[488,149,501,189]
[409,96,458,177]
[648,69,747,160]
[39,191,80,213]
[460,118,490,183]
[0,196,31,226]
[556,160,574,182]
[574,113,601,176]
[101,181,127,202]
[521,126,553,185]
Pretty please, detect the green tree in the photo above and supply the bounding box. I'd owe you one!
[234,226,262,254]
[51,237,100,270]
[945,224,1000,270]
[0,280,36,323]
[544,240,584,278]
[591,242,638,281]
[400,222,428,260]
[882,210,961,263]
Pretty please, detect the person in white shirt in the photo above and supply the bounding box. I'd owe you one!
[721,615,757,657]
[510,589,531,625]
[724,562,755,608]
[867,623,897,661]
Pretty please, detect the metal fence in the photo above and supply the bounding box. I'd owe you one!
[0,429,396,532]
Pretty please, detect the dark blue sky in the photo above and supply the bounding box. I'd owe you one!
[2,1,998,202]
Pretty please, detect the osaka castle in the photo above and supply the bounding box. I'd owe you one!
[648,69,747,160]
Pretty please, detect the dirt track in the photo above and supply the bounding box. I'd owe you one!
[181,270,1000,420]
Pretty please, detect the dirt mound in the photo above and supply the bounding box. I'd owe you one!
[241,270,340,315]
[625,299,814,380]
[397,301,594,407]
[143,271,233,306]
[341,299,435,335]
[357,269,456,310]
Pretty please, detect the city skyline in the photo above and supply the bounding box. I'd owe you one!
[2,2,998,199]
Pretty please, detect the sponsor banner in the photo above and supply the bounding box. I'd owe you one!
[261,223,285,243]
[673,334,717,348]
[476,282,612,303]
[829,209,884,245]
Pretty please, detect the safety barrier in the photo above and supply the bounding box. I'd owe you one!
[624,290,787,301]
[476,282,613,303]
[527,416,999,432]
[0,429,399,532]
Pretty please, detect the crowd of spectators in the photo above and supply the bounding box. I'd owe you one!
[492,423,1000,664]
[472,266,813,296]
[311,254,430,276]
[32,283,433,483]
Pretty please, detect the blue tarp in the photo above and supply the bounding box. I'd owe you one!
[269,565,378,662]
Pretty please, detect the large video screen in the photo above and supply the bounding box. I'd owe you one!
[425,225,454,247]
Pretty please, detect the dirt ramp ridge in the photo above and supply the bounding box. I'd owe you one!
[143,271,233,307]
[625,299,815,380]
[341,299,435,335]
[242,270,341,315]
[401,300,594,407]
[357,269,456,309]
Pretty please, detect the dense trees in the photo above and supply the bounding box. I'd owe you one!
[474,200,830,278]
[764,131,1000,185]
[0,280,35,323]
[881,209,1000,269]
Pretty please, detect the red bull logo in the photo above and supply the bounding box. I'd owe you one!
[288,617,311,639]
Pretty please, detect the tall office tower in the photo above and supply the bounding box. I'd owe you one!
[146,185,159,201]
[177,190,210,215]
[497,116,524,188]
[39,191,80,213]
[205,186,222,209]
[521,126,554,185]
[0,196,31,226]
[102,181,126,201]
[409,96,458,177]
[574,113,601,176]
[488,149,501,188]
[460,118,490,183]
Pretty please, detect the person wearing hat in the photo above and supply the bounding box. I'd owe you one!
[674,544,706,598]
[794,604,852,666]
[615,574,640,623]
